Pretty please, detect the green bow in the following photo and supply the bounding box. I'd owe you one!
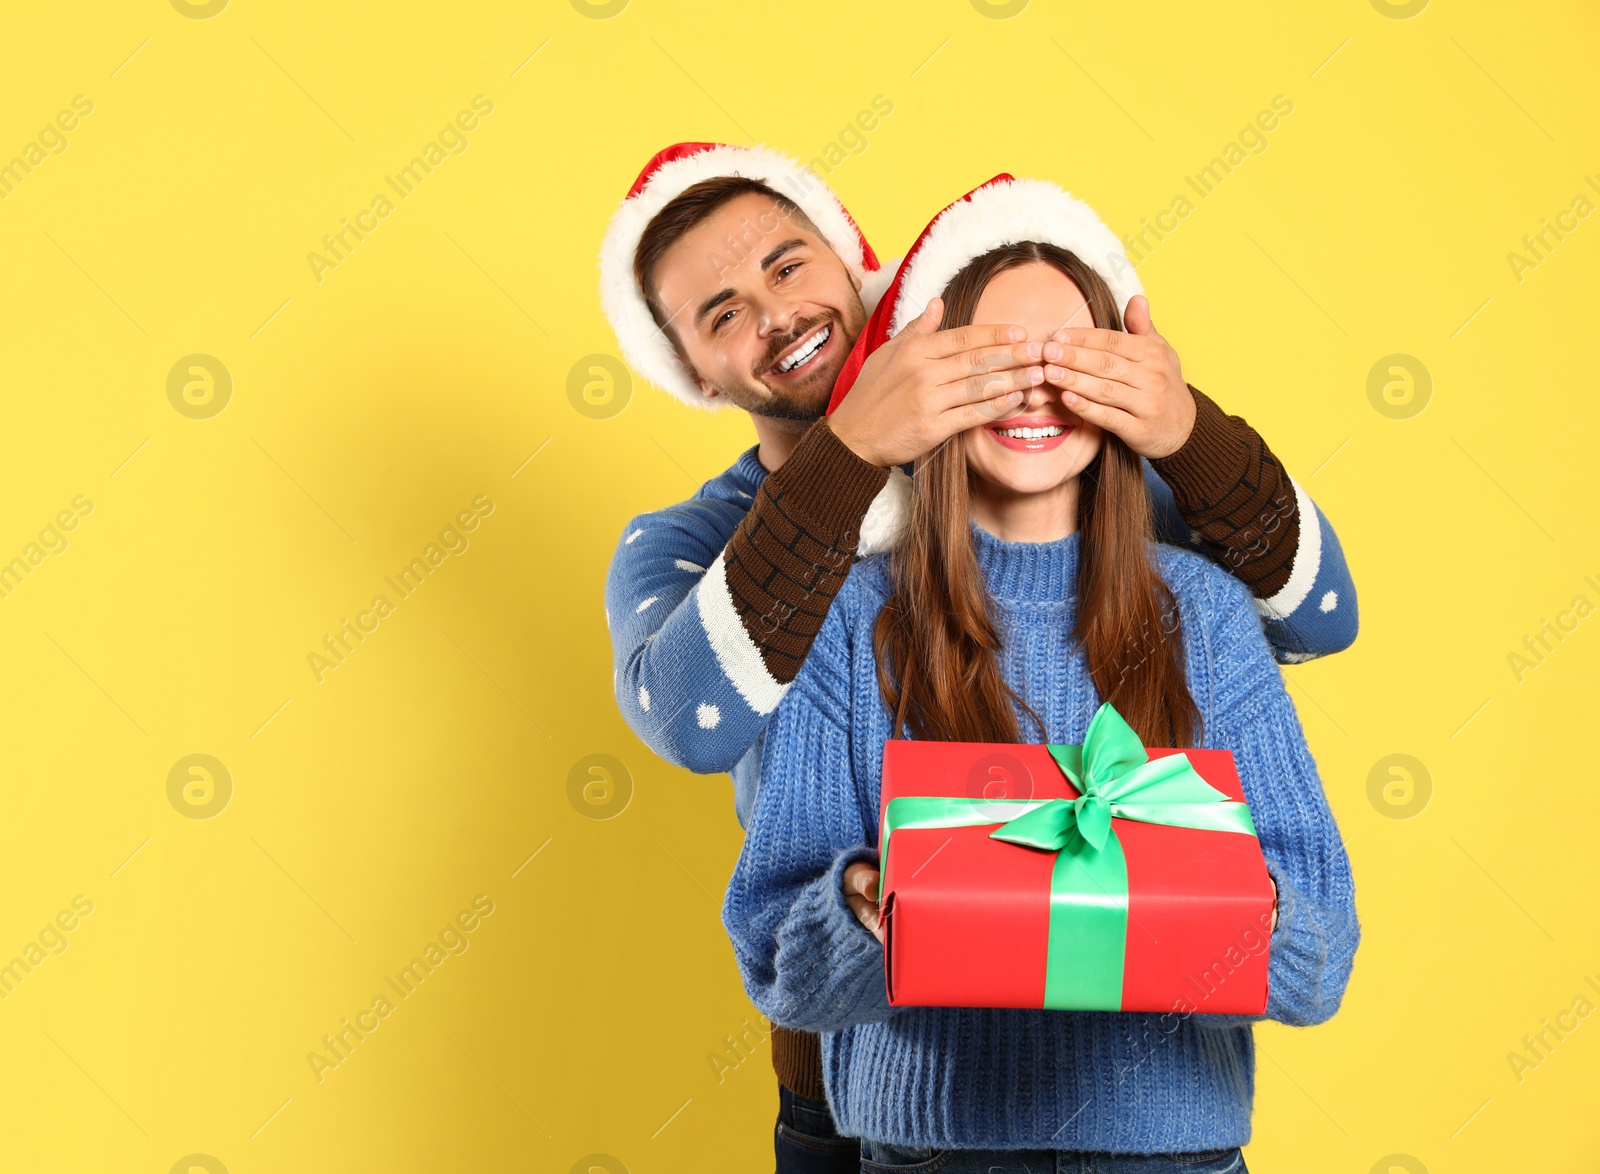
[879,702,1256,1010]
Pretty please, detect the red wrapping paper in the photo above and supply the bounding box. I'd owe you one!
[879,739,1275,1015]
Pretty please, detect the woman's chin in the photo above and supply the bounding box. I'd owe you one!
[973,446,1092,491]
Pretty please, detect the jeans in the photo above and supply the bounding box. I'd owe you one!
[775,1085,860,1174]
[857,1140,1248,1174]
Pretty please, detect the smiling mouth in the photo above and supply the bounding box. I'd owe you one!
[771,324,831,375]
[986,416,1074,453]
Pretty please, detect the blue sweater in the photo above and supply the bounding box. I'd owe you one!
[607,446,1358,828]
[720,525,1359,1152]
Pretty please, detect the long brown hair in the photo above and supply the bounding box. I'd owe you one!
[873,241,1200,748]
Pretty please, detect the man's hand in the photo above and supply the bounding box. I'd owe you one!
[1042,295,1196,460]
[842,861,885,943]
[829,298,1045,468]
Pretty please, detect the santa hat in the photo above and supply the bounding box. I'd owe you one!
[822,174,1142,551]
[599,142,896,410]
[827,174,1143,415]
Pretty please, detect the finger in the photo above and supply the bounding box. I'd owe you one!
[938,340,1045,383]
[844,892,879,934]
[944,364,1045,409]
[906,297,942,337]
[848,866,881,901]
[926,321,1028,358]
[1049,326,1152,363]
[1052,341,1144,388]
[940,389,1030,433]
[1044,364,1140,410]
[1056,391,1139,440]
[1125,294,1163,341]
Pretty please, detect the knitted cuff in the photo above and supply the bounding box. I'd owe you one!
[769,1026,827,1101]
[1147,385,1250,514]
[722,419,889,685]
[767,417,890,545]
[1147,385,1301,599]
[768,843,892,1034]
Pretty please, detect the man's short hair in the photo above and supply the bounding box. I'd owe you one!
[631,175,815,331]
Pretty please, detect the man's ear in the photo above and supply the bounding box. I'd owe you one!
[690,369,721,401]
[849,265,863,295]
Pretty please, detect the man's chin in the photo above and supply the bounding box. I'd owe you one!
[723,360,844,422]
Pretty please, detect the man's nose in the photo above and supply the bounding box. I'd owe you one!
[754,292,800,336]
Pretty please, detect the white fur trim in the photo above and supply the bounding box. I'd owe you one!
[856,467,912,557]
[860,258,899,316]
[1255,477,1321,622]
[600,145,881,410]
[694,551,789,714]
[889,178,1143,338]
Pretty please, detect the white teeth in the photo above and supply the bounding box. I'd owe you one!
[997,424,1066,440]
[778,326,829,372]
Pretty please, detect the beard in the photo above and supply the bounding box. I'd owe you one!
[702,296,867,421]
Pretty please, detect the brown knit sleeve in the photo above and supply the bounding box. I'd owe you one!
[722,418,889,685]
[1147,385,1300,598]
[769,1025,827,1100]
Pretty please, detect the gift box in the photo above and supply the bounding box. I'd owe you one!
[878,703,1274,1015]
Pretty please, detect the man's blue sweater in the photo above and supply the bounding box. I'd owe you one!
[606,446,1358,827]
[720,524,1359,1152]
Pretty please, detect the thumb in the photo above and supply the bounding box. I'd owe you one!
[1124,294,1157,337]
[907,297,942,336]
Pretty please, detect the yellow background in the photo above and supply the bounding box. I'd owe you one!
[1,0,1596,1170]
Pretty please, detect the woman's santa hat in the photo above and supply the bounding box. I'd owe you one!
[824,173,1144,548]
[599,142,895,410]
[828,173,1142,414]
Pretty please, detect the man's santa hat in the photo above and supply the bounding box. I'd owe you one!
[599,142,896,410]
[821,174,1142,550]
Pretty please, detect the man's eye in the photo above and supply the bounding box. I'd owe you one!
[712,308,737,332]
[777,262,801,280]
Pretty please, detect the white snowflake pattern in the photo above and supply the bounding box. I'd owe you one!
[636,596,659,613]
[625,528,644,544]
[638,685,651,712]
[696,703,721,729]
[1319,590,1338,613]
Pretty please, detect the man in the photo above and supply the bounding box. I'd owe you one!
[600,143,1356,1173]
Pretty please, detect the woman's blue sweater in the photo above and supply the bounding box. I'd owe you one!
[721,524,1360,1152]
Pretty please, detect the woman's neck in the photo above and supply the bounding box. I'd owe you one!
[967,475,1080,543]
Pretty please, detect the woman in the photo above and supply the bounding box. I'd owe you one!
[721,176,1359,1172]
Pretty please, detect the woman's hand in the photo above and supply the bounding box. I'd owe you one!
[842,862,885,943]
[1269,875,1279,932]
[1042,294,1197,459]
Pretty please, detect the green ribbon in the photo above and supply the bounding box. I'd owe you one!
[880,702,1257,1010]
